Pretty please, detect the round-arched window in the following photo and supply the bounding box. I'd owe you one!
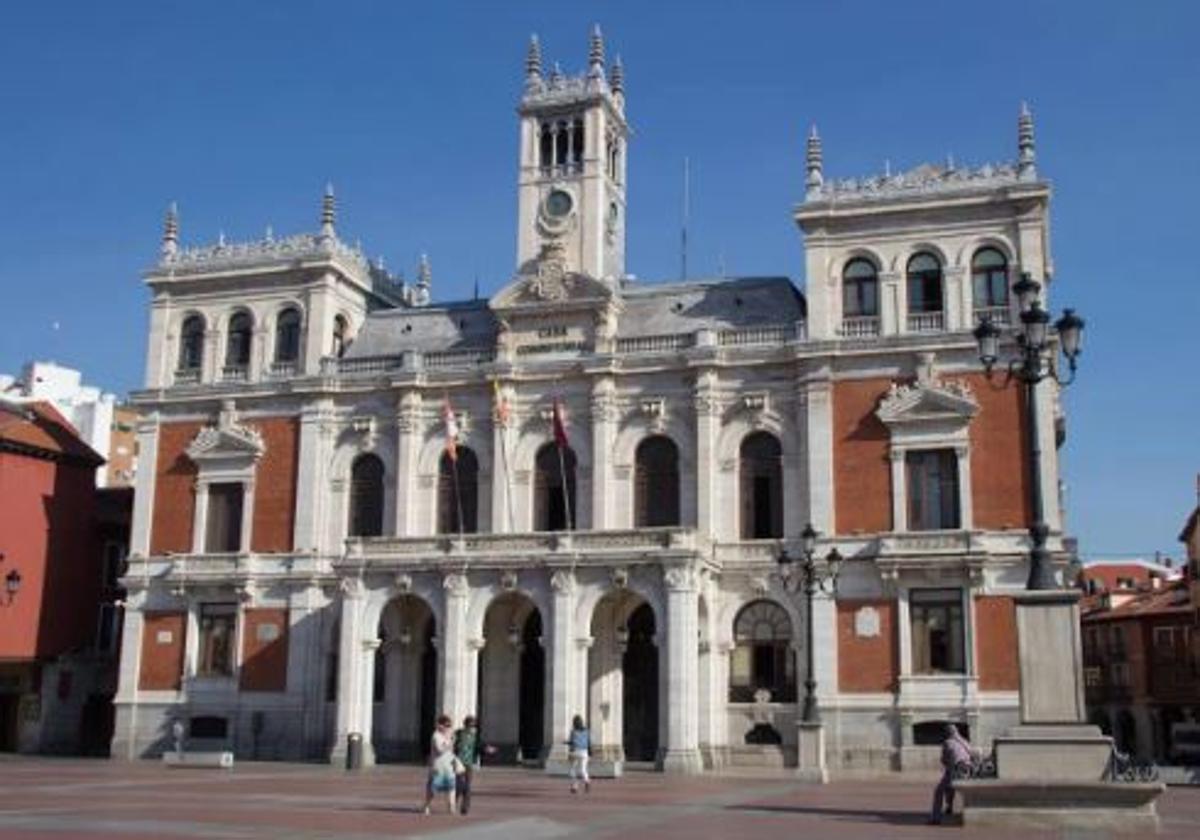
[225,311,253,368]
[843,258,879,318]
[740,432,782,539]
[907,252,944,314]
[275,307,302,364]
[729,600,795,703]
[971,247,1009,310]
[178,315,205,371]
[348,454,385,538]
[635,436,680,527]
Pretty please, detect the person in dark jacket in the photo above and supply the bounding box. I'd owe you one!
[453,716,495,815]
[930,723,975,824]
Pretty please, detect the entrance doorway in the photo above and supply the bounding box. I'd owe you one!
[622,603,659,762]
[373,595,437,761]
[478,593,545,764]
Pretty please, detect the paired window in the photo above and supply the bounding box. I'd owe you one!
[348,454,385,537]
[205,482,245,553]
[197,603,237,677]
[729,600,796,703]
[910,588,965,674]
[971,248,1009,310]
[539,118,585,170]
[274,308,302,363]
[438,448,479,534]
[906,253,944,314]
[739,432,783,539]
[178,315,205,371]
[225,312,253,368]
[634,436,680,527]
[534,443,576,531]
[843,258,879,317]
[905,449,960,531]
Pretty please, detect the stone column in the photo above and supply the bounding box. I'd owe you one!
[394,390,421,536]
[545,570,577,771]
[439,573,471,724]
[662,566,703,773]
[879,272,901,336]
[944,266,966,332]
[693,368,719,536]
[110,587,147,760]
[329,579,371,765]
[590,378,615,529]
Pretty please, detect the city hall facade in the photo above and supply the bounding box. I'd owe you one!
[114,30,1069,773]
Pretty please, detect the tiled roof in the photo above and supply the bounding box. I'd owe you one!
[1081,580,1193,622]
[0,401,104,466]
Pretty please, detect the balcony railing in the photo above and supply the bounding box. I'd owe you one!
[326,355,404,377]
[425,348,497,369]
[974,306,1011,327]
[173,367,201,385]
[840,315,881,338]
[346,527,701,561]
[907,311,945,333]
[268,360,297,379]
[718,323,803,347]
[220,365,248,382]
[615,333,695,354]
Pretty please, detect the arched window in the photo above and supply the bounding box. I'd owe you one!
[178,314,205,371]
[843,258,879,318]
[332,315,349,358]
[275,307,302,364]
[540,122,554,169]
[971,247,1009,311]
[438,447,479,534]
[739,432,782,539]
[555,121,569,166]
[635,436,680,527]
[535,443,576,531]
[729,600,796,703]
[907,253,944,314]
[348,454,385,538]
[571,118,585,166]
[225,311,253,368]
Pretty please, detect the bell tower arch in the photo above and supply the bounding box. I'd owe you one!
[516,27,628,281]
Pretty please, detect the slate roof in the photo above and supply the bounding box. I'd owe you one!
[343,275,805,359]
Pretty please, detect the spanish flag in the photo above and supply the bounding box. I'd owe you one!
[442,397,459,461]
[552,397,569,449]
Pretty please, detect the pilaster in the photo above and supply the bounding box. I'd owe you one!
[439,573,471,724]
[590,378,615,529]
[294,400,334,553]
[394,390,421,536]
[329,579,368,765]
[545,570,577,768]
[803,367,835,534]
[661,566,702,773]
[693,368,719,536]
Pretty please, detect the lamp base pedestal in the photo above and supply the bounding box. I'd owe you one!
[795,721,828,783]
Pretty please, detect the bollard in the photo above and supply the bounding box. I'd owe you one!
[347,732,363,770]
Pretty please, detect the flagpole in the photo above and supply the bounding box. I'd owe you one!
[451,452,465,538]
[499,424,516,532]
[552,394,573,531]
[556,440,572,531]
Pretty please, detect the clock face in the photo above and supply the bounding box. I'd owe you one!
[545,189,573,219]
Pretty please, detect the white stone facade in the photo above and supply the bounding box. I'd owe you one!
[112,32,1074,774]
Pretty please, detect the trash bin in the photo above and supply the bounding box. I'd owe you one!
[346,732,363,770]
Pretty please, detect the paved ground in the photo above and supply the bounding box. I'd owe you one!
[0,757,1197,839]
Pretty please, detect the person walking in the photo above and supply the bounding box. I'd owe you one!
[929,723,975,825]
[422,715,460,816]
[567,715,591,794]
[453,715,496,816]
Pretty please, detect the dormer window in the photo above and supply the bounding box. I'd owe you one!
[842,258,880,337]
[906,253,944,332]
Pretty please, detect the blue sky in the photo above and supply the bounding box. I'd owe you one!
[1,1,1197,560]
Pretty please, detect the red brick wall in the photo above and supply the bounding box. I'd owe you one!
[139,612,186,690]
[837,598,898,692]
[247,418,298,553]
[963,374,1032,529]
[975,595,1019,690]
[240,608,289,692]
[150,423,201,555]
[833,379,892,534]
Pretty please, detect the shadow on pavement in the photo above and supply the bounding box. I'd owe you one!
[729,803,954,827]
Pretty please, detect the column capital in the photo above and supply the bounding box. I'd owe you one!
[550,569,576,594]
[443,572,469,597]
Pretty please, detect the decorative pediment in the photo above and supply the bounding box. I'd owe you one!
[490,240,617,311]
[876,378,978,427]
[186,400,265,462]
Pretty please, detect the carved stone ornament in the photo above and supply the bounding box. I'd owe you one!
[610,567,629,589]
[854,606,881,638]
[186,400,265,462]
[443,573,469,596]
[663,566,695,592]
[394,573,413,593]
[550,569,576,594]
[350,415,377,446]
[876,376,978,426]
[750,575,771,596]
[527,239,571,301]
[500,570,519,591]
[339,577,365,599]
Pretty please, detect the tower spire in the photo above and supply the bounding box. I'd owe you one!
[1017,101,1037,181]
[161,201,179,260]
[609,54,624,94]
[526,34,543,86]
[588,24,605,77]
[805,124,824,199]
[413,253,432,306]
[320,183,336,242]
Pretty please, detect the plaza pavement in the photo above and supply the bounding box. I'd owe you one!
[0,757,1197,839]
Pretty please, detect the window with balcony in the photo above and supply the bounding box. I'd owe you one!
[729,600,796,703]
[274,307,302,364]
[224,311,253,370]
[906,252,944,331]
[535,443,576,531]
[197,603,237,677]
[438,447,479,534]
[178,314,205,373]
[348,454,385,538]
[910,588,965,674]
[842,258,880,336]
[204,482,244,553]
[906,449,960,531]
[635,435,680,527]
[971,247,1009,323]
[739,432,783,539]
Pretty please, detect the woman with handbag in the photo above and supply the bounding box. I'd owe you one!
[422,715,460,816]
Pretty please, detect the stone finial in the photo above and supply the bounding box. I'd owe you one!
[549,61,564,85]
[588,24,605,75]
[526,34,542,81]
[320,183,336,240]
[411,253,431,306]
[161,201,179,259]
[805,124,824,198]
[1017,101,1037,181]
[610,54,624,95]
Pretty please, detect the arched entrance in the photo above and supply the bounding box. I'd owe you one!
[478,593,546,764]
[373,595,437,762]
[587,592,660,767]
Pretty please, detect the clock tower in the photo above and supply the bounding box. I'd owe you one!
[516,27,628,281]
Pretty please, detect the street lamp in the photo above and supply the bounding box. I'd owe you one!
[776,523,843,723]
[973,272,1085,591]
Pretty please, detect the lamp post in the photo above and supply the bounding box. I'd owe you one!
[973,273,1083,591]
[776,523,843,723]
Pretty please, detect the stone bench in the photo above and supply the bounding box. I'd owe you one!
[162,751,234,769]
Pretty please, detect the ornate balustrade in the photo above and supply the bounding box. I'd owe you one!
[907,311,945,333]
[614,333,695,354]
[718,323,804,347]
[839,315,881,338]
[974,305,1011,327]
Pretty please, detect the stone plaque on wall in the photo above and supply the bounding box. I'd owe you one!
[854,606,881,638]
[256,622,280,643]
[156,630,174,644]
